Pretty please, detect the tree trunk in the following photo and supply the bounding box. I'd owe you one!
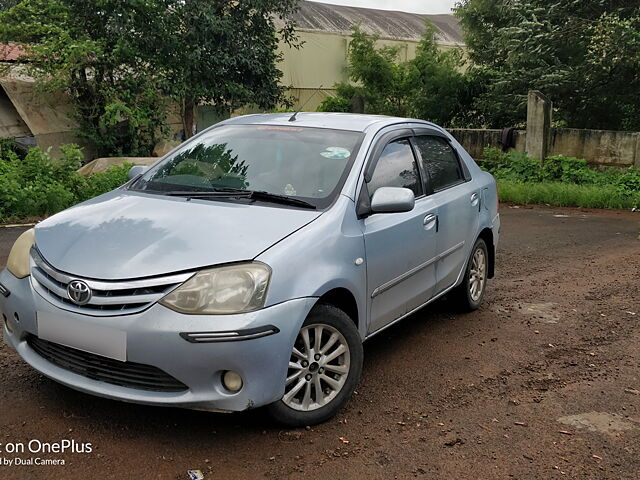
[182,98,196,139]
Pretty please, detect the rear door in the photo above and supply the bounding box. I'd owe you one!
[413,134,479,295]
[361,134,438,335]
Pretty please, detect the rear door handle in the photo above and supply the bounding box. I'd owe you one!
[423,213,437,230]
[470,192,480,207]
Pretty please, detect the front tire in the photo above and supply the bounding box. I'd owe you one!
[451,238,489,311]
[266,303,363,427]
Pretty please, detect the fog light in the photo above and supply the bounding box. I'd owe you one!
[3,314,12,333]
[222,371,243,393]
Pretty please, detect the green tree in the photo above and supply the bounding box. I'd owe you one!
[318,24,470,127]
[159,0,299,138]
[0,0,171,156]
[455,0,640,130]
[0,0,299,156]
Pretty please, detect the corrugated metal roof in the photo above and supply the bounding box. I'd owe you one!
[291,1,463,45]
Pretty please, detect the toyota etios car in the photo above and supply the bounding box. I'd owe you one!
[1,113,499,426]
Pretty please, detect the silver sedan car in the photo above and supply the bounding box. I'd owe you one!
[1,113,499,426]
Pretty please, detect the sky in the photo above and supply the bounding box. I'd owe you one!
[308,0,458,15]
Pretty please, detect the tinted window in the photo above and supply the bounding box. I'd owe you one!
[368,139,422,197]
[415,136,464,191]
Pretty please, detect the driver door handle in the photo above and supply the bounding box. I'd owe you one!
[423,213,438,231]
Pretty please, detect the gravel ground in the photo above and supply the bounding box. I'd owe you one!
[0,205,638,480]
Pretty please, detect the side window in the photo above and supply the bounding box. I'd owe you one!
[415,136,464,191]
[368,139,423,198]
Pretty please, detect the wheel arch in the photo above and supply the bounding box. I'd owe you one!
[477,227,495,279]
[314,287,360,331]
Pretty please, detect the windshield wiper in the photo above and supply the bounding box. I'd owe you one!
[164,189,252,198]
[246,190,317,209]
[165,189,317,209]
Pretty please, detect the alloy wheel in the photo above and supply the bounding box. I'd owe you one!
[282,323,351,411]
[469,247,486,302]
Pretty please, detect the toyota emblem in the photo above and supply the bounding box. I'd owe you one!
[67,280,92,306]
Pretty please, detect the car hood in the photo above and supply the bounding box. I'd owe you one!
[35,190,321,279]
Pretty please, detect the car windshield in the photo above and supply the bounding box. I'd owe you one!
[130,124,364,208]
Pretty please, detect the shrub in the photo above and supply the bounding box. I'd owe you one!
[0,144,131,222]
[317,97,351,113]
[614,168,640,197]
[479,149,545,183]
[541,155,599,184]
[480,148,640,209]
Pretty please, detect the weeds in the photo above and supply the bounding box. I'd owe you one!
[480,148,640,209]
[0,144,131,223]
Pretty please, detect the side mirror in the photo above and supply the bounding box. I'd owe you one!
[370,187,415,214]
[128,165,149,180]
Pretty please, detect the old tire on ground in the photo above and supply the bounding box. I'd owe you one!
[266,303,363,427]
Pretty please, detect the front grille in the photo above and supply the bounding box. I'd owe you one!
[27,335,188,392]
[29,247,192,316]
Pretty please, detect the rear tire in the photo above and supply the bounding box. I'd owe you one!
[266,303,363,427]
[451,238,489,312]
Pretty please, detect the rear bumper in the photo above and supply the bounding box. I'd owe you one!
[1,268,317,412]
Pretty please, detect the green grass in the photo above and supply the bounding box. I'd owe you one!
[497,179,640,209]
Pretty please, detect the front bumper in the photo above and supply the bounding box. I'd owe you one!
[0,268,316,412]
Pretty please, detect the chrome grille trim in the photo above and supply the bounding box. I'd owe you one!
[30,247,193,316]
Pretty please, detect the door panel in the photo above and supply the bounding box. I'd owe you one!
[414,135,479,294]
[401,196,439,313]
[364,201,437,334]
[362,138,438,335]
[432,184,478,293]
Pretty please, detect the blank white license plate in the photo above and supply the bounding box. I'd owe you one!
[37,312,127,362]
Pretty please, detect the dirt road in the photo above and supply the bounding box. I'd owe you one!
[0,205,638,479]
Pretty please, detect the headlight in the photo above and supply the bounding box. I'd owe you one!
[6,228,35,279]
[159,262,271,315]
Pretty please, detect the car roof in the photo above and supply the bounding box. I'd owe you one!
[222,112,441,133]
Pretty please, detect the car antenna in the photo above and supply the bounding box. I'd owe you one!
[289,85,323,122]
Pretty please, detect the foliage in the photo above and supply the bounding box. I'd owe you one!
[0,0,18,10]
[0,0,170,157]
[0,144,130,222]
[496,180,640,210]
[318,24,471,126]
[317,96,351,113]
[455,1,640,130]
[0,0,299,156]
[480,147,640,208]
[157,0,299,137]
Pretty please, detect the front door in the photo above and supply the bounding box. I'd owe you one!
[362,138,438,335]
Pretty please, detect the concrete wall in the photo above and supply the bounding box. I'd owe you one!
[550,128,640,167]
[0,87,30,137]
[449,127,640,168]
[525,91,552,162]
[448,128,526,159]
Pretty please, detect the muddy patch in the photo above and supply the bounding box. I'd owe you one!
[557,412,637,435]
[519,302,561,324]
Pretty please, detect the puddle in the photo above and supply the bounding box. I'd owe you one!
[558,412,637,435]
[519,302,561,324]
